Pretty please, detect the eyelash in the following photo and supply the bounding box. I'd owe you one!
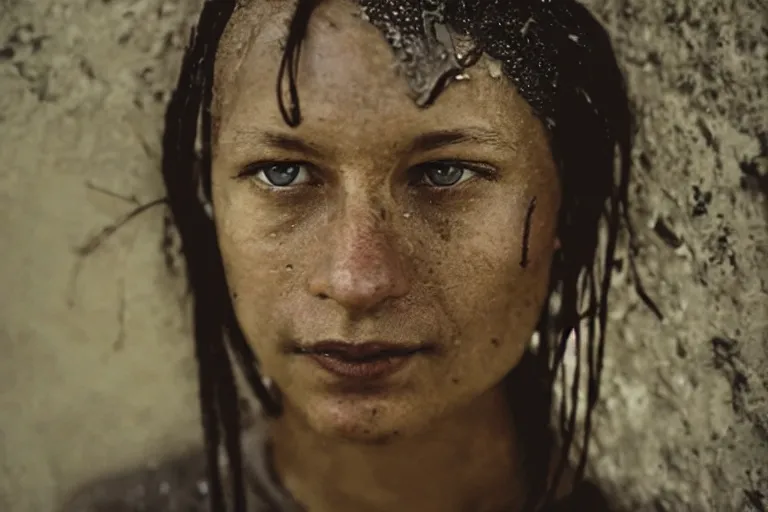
[236,161,497,190]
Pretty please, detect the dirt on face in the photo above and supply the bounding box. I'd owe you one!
[0,0,765,511]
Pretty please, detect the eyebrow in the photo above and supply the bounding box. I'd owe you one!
[408,128,508,153]
[260,132,324,158]
[229,127,508,157]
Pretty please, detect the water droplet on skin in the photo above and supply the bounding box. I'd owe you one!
[486,58,503,79]
[403,212,412,219]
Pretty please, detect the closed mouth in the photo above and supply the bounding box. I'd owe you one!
[292,341,432,380]
[295,343,425,362]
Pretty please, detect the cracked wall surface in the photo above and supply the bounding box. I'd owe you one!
[0,0,765,511]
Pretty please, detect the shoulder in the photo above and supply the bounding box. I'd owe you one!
[58,452,211,512]
[58,420,284,512]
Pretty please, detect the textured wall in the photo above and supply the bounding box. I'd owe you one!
[0,1,204,511]
[579,1,767,510]
[0,0,765,511]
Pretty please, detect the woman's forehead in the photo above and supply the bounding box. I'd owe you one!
[214,0,540,151]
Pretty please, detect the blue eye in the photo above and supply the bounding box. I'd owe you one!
[425,163,470,186]
[413,162,478,187]
[241,163,312,187]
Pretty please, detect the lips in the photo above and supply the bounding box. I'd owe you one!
[295,341,427,380]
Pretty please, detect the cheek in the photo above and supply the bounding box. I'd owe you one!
[428,190,557,377]
[213,174,297,284]
[213,195,294,342]
[454,234,552,341]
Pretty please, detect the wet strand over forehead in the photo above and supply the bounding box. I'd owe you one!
[357,0,593,124]
[358,0,463,106]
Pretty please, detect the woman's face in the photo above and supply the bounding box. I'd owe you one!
[211,0,560,441]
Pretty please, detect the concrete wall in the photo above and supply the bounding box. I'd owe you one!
[0,1,204,510]
[579,2,767,509]
[1,0,765,510]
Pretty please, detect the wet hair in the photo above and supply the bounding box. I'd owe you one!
[161,1,661,511]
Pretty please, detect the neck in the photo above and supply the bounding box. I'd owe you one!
[269,385,526,512]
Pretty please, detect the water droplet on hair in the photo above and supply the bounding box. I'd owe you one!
[520,17,535,36]
[529,332,541,352]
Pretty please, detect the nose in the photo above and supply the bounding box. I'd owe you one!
[308,206,410,314]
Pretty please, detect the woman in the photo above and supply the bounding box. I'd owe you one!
[64,0,659,510]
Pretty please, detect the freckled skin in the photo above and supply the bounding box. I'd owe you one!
[211,1,561,510]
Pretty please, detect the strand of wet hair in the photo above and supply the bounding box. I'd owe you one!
[225,314,284,417]
[545,262,586,509]
[576,5,661,484]
[161,1,254,511]
[535,6,617,504]
[162,16,227,511]
[198,3,249,511]
[192,3,286,510]
[277,0,320,127]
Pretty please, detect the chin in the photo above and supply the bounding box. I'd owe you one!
[299,390,431,444]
